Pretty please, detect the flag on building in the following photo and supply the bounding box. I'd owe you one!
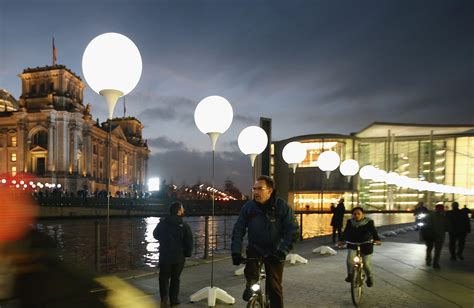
[52,37,57,65]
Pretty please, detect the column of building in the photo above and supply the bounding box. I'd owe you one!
[47,116,56,173]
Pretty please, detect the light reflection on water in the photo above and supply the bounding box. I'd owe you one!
[35,213,414,272]
[298,213,414,239]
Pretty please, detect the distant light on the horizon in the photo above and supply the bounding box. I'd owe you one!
[148,177,160,191]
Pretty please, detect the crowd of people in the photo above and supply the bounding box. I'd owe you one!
[416,201,471,269]
[2,173,472,307]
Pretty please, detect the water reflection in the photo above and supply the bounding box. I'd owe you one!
[298,213,414,239]
[34,213,414,272]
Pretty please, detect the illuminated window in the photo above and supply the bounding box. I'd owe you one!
[11,136,17,147]
[11,166,17,176]
[11,153,17,162]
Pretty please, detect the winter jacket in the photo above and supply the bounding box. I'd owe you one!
[153,215,193,265]
[341,218,380,255]
[330,203,345,228]
[231,195,300,257]
[446,209,471,235]
[421,211,447,242]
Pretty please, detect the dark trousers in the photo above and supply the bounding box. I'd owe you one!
[332,226,342,243]
[425,239,443,265]
[449,233,467,258]
[159,262,185,304]
[245,247,284,308]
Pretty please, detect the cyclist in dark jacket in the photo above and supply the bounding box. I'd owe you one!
[153,202,193,306]
[339,207,381,288]
[231,175,299,308]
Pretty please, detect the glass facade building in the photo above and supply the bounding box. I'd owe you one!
[268,123,474,211]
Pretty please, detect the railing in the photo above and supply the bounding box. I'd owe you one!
[89,216,238,273]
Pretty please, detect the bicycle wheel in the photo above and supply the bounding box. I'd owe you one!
[350,265,363,306]
[247,296,264,308]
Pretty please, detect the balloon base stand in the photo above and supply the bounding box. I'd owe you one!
[286,253,308,264]
[190,286,235,307]
[234,266,245,276]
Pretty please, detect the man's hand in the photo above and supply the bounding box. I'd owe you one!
[337,241,345,248]
[374,240,382,246]
[232,253,244,266]
[269,250,286,263]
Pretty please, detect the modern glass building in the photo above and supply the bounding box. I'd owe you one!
[266,122,474,211]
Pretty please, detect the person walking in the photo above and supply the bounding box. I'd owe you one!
[339,207,381,287]
[231,175,299,308]
[331,198,345,244]
[446,202,471,261]
[421,204,447,269]
[153,202,193,306]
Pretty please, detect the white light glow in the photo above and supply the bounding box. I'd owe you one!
[148,178,161,191]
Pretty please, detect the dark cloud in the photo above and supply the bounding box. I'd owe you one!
[234,114,256,125]
[2,0,473,190]
[147,136,187,151]
[147,148,251,190]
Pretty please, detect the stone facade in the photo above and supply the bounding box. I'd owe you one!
[0,64,149,194]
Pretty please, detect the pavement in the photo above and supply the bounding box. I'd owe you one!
[112,222,474,308]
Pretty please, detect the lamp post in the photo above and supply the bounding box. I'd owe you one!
[317,150,340,211]
[238,126,268,197]
[339,159,359,209]
[82,32,142,272]
[190,95,235,306]
[282,141,308,264]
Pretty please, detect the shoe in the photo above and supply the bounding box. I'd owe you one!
[170,299,180,306]
[161,296,169,307]
[366,276,373,287]
[433,263,441,269]
[345,274,352,283]
[457,254,464,260]
[426,259,431,266]
[242,286,252,301]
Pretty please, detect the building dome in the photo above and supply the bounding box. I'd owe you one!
[0,89,19,112]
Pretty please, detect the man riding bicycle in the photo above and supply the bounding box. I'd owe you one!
[231,176,299,308]
[338,207,381,287]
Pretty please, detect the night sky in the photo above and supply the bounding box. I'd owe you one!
[1,0,473,191]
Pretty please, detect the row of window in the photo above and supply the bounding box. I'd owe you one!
[1,136,17,147]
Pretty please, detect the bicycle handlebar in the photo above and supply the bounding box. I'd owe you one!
[345,240,374,245]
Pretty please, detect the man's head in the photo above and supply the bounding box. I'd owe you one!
[451,202,459,210]
[339,198,344,203]
[253,175,274,204]
[435,204,445,212]
[169,202,185,216]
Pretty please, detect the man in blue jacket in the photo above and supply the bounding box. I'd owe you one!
[231,175,299,308]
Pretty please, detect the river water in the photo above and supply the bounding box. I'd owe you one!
[35,213,414,273]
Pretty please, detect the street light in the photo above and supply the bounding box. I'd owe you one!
[190,96,235,306]
[339,159,359,182]
[282,141,308,265]
[282,141,307,174]
[238,126,268,168]
[82,32,142,272]
[238,126,268,199]
[317,150,340,179]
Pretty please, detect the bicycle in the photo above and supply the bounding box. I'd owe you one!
[243,257,270,308]
[345,240,374,306]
